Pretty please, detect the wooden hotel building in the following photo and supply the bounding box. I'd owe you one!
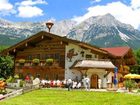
[1,31,136,88]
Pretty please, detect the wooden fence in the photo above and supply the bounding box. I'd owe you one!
[0,83,41,101]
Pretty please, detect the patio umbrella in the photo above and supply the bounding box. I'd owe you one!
[113,67,118,86]
[124,74,140,79]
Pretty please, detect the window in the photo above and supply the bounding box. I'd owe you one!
[86,54,92,59]
[27,55,32,60]
[54,53,60,60]
[95,54,98,58]
[36,54,40,59]
[46,54,54,59]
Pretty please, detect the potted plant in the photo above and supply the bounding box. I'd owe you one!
[32,58,40,64]
[124,79,135,92]
[46,58,54,66]
[18,59,25,64]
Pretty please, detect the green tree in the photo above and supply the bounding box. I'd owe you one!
[0,56,14,79]
[130,49,140,74]
[135,49,140,64]
[0,45,9,52]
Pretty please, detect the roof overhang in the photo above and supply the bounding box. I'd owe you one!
[72,60,116,69]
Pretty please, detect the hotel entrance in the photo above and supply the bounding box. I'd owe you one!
[91,74,98,89]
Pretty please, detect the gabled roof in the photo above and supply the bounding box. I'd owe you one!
[102,46,131,57]
[1,31,108,55]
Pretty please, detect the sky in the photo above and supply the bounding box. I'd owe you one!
[1,0,140,29]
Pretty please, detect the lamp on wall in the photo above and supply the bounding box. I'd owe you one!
[46,21,54,32]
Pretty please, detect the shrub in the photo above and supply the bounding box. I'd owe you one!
[0,78,5,81]
[6,76,13,83]
[19,80,25,87]
[124,79,135,89]
[137,89,140,93]
[14,74,19,79]
[0,56,14,78]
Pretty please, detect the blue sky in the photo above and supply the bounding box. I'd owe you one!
[1,0,140,29]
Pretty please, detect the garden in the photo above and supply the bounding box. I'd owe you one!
[0,52,140,104]
[0,89,140,105]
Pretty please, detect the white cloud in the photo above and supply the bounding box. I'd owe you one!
[91,0,101,4]
[73,0,140,29]
[16,0,47,18]
[0,0,13,11]
[0,0,14,15]
[16,0,47,6]
[131,0,140,9]
[17,6,43,18]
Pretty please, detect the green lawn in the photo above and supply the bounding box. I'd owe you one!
[0,89,140,105]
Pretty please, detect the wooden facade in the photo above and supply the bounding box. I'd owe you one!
[1,31,108,80]
[15,38,66,80]
[102,47,136,88]
[1,31,69,80]
[103,47,136,75]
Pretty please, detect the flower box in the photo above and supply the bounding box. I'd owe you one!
[18,59,25,64]
[46,58,54,66]
[32,58,40,64]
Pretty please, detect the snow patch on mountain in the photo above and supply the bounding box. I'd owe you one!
[118,30,130,42]
[67,13,140,49]
[94,33,108,39]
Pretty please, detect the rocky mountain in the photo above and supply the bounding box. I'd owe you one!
[0,14,140,49]
[67,14,140,49]
[0,19,76,45]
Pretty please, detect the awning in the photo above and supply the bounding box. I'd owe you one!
[124,74,140,79]
[73,60,115,69]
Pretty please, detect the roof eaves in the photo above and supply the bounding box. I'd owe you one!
[1,31,108,55]
[1,31,46,55]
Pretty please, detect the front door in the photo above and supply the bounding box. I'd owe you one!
[91,74,98,89]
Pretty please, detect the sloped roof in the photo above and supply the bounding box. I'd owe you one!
[1,31,108,55]
[102,46,131,57]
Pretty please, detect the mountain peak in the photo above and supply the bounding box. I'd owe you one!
[67,14,140,49]
[94,13,117,27]
[103,13,115,18]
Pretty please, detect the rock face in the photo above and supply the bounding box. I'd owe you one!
[67,14,140,49]
[1,13,140,49]
[0,19,76,45]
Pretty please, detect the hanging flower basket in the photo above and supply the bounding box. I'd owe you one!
[46,58,54,66]
[32,58,40,64]
[18,59,25,64]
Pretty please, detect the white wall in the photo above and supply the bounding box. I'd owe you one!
[65,43,98,80]
[65,43,112,88]
[87,69,107,88]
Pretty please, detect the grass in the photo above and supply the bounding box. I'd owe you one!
[0,89,140,105]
